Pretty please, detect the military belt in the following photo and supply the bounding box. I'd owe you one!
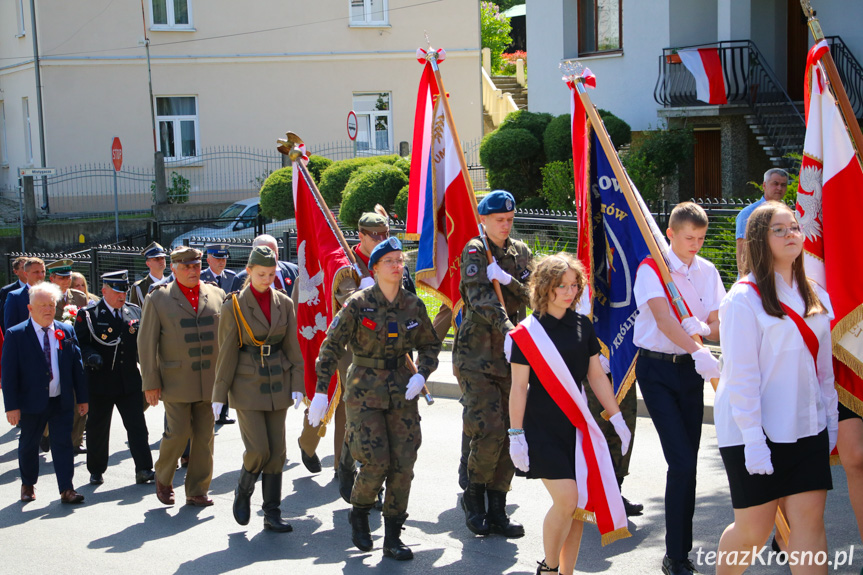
[353,355,406,370]
[241,344,273,356]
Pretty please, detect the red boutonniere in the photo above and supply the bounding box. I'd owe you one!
[54,328,65,350]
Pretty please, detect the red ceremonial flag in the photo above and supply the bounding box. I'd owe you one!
[797,40,863,416]
[292,148,355,401]
[678,48,728,105]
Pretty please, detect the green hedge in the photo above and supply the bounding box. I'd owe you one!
[392,184,410,221]
[259,167,294,220]
[307,155,334,182]
[393,157,411,179]
[539,160,576,211]
[543,114,572,163]
[499,110,553,145]
[339,164,409,229]
[480,127,542,202]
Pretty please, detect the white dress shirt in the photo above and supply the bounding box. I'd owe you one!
[31,319,61,398]
[633,250,726,354]
[714,273,838,447]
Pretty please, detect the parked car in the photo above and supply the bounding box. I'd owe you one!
[169,197,296,249]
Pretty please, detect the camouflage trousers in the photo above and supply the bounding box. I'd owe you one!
[584,381,638,479]
[459,370,514,491]
[346,403,422,517]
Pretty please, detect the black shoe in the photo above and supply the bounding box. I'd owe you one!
[661,555,699,575]
[536,559,559,573]
[261,473,293,533]
[622,496,643,517]
[233,468,258,526]
[461,483,490,536]
[349,506,374,552]
[39,436,50,453]
[215,417,235,425]
[135,469,156,484]
[89,473,104,485]
[374,487,384,511]
[298,440,322,474]
[486,489,525,538]
[74,445,87,456]
[383,514,413,561]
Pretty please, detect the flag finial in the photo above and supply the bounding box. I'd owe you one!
[276,131,305,161]
[560,61,584,81]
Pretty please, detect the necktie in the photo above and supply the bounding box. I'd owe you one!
[274,275,283,290]
[114,309,121,321]
[41,326,53,380]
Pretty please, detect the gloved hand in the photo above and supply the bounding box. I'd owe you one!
[406,373,425,401]
[84,353,103,371]
[292,392,304,409]
[212,402,224,419]
[509,433,530,472]
[307,393,328,428]
[743,440,774,475]
[681,316,711,337]
[691,348,720,381]
[599,354,611,374]
[359,276,375,290]
[609,412,632,456]
[829,419,839,453]
[486,259,512,286]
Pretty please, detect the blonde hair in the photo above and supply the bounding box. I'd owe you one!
[529,252,586,316]
[669,201,708,231]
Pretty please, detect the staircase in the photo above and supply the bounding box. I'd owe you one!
[491,75,528,109]
[744,101,805,167]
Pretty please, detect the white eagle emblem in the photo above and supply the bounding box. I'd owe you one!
[299,312,328,340]
[296,240,325,306]
[796,165,823,243]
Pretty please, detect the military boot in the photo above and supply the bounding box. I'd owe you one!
[461,483,490,536]
[233,468,258,526]
[487,489,525,538]
[382,513,413,561]
[349,505,374,551]
[261,473,293,533]
[337,442,356,505]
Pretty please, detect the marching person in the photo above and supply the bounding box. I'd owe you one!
[213,246,304,532]
[2,282,89,504]
[633,201,724,575]
[715,201,837,574]
[139,246,225,507]
[454,190,532,538]
[129,242,169,307]
[308,237,440,561]
[75,271,155,486]
[229,235,297,295]
[201,243,237,425]
[508,253,631,575]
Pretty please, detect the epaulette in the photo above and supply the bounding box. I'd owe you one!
[223,290,240,303]
[203,280,219,286]
[124,301,141,310]
[152,282,169,290]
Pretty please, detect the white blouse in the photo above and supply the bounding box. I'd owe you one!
[714,273,838,447]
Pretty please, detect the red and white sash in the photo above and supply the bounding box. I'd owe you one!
[506,315,631,545]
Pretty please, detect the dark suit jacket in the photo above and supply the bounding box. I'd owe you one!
[230,261,298,297]
[0,280,25,330]
[75,301,142,396]
[3,285,31,333]
[200,268,237,291]
[1,320,88,414]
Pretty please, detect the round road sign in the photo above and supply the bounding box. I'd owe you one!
[347,111,358,141]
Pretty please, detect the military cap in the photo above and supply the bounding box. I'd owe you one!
[170,246,203,264]
[358,212,389,235]
[46,259,74,277]
[477,190,516,215]
[368,236,402,268]
[142,242,168,259]
[248,245,277,267]
[205,243,230,259]
[102,270,130,292]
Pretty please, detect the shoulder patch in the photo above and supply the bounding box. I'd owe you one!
[465,264,479,277]
[406,319,419,330]
[520,269,531,281]
[330,315,340,330]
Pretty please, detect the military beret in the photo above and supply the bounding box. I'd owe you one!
[170,246,203,264]
[46,259,74,277]
[477,190,516,215]
[248,245,277,268]
[358,212,389,234]
[102,270,129,292]
[142,241,168,259]
[205,243,230,258]
[368,236,402,268]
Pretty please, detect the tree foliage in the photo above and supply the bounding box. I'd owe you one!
[481,1,512,74]
[621,126,694,202]
[259,167,294,220]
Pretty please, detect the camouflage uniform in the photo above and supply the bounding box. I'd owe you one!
[454,236,532,490]
[315,283,440,517]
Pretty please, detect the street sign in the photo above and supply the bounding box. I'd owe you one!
[111,137,123,172]
[18,167,56,177]
[347,111,358,141]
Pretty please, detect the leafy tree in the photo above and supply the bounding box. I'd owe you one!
[481,2,512,74]
[539,160,576,211]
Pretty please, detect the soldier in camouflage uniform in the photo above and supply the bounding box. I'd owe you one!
[307,237,440,561]
[454,190,532,538]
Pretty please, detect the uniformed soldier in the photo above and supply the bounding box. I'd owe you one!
[213,246,304,532]
[75,271,155,486]
[455,190,532,538]
[129,242,169,307]
[139,246,225,507]
[201,243,237,425]
[308,237,441,561]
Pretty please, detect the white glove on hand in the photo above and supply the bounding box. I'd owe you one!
[307,393,329,428]
[743,440,774,475]
[212,402,224,419]
[486,259,512,286]
[599,354,611,374]
[406,373,425,401]
[691,348,720,381]
[609,412,632,456]
[681,316,711,337]
[292,392,304,410]
[359,276,375,290]
[509,433,530,472]
[828,420,839,453]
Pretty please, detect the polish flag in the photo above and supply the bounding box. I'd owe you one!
[678,48,728,105]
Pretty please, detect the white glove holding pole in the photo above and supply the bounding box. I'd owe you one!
[486,259,512,286]
[292,392,304,409]
[691,348,720,381]
[406,373,425,401]
[681,316,711,337]
[509,433,530,472]
[212,402,224,419]
[307,393,329,428]
[609,412,631,456]
[359,276,375,289]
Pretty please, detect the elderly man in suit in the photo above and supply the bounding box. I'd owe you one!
[4,257,47,332]
[139,246,225,507]
[0,256,29,330]
[229,235,298,296]
[2,282,88,504]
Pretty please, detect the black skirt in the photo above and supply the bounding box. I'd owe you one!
[839,402,862,422]
[719,428,832,509]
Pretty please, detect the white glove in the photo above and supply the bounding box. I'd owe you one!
[743,440,774,475]
[681,316,711,337]
[691,348,720,381]
[486,259,512,285]
[307,393,328,428]
[212,402,224,419]
[828,420,839,453]
[292,392,304,410]
[509,433,530,472]
[599,354,611,374]
[609,412,631,456]
[359,276,375,289]
[406,373,425,401]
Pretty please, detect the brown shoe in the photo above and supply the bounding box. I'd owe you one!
[156,479,175,505]
[185,495,214,507]
[20,485,35,502]
[60,489,85,504]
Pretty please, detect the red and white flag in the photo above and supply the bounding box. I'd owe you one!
[678,48,728,105]
[797,39,863,416]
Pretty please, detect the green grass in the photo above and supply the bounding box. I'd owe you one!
[0,227,22,237]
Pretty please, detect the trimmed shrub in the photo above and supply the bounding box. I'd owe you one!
[307,155,333,182]
[393,157,411,179]
[539,160,575,211]
[339,164,410,229]
[499,110,553,145]
[393,184,410,221]
[603,115,632,149]
[318,157,384,206]
[259,166,294,220]
[519,196,548,210]
[480,127,542,201]
[543,114,572,163]
[375,154,402,165]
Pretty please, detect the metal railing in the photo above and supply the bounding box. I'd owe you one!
[826,36,863,119]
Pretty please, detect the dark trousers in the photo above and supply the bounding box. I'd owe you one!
[19,396,74,492]
[636,354,704,561]
[86,391,153,474]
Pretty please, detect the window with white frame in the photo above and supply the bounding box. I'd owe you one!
[22,97,33,165]
[353,93,392,153]
[155,96,199,160]
[15,0,26,36]
[0,101,7,165]
[151,0,192,29]
[350,0,388,25]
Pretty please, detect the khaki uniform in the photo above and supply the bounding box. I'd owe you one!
[316,284,441,516]
[213,286,304,474]
[139,281,225,496]
[454,236,532,490]
[48,288,90,448]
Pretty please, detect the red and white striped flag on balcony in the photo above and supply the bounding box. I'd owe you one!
[678,48,728,105]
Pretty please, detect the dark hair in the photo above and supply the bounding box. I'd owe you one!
[669,201,708,231]
[12,256,28,270]
[742,201,826,318]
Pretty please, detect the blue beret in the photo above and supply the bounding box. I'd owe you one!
[477,190,516,215]
[368,237,402,269]
[102,270,130,292]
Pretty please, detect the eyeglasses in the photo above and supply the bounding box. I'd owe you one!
[378,257,406,268]
[555,283,580,293]
[769,224,802,237]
